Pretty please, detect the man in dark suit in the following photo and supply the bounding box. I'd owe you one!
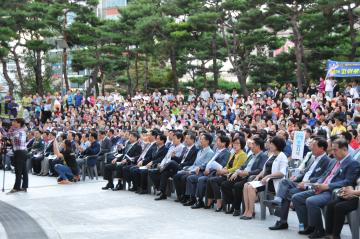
[23,131,35,172]
[82,132,101,157]
[128,130,159,192]
[136,134,168,194]
[155,132,199,200]
[69,132,100,177]
[189,135,231,209]
[268,137,331,230]
[26,131,35,151]
[30,129,45,174]
[116,130,128,148]
[44,132,56,157]
[97,130,113,170]
[32,131,55,174]
[107,128,119,146]
[149,132,185,199]
[102,131,142,190]
[176,133,214,205]
[292,138,360,238]
[39,131,56,173]
[220,136,268,216]
[118,131,144,190]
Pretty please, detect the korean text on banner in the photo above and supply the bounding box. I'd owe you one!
[291,131,305,160]
[326,60,360,78]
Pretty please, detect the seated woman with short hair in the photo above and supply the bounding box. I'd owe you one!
[205,136,248,212]
[241,136,288,220]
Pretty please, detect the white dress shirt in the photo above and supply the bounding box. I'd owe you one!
[302,153,325,182]
[159,143,185,168]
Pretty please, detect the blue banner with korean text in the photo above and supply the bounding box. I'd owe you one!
[326,60,360,78]
[291,131,305,160]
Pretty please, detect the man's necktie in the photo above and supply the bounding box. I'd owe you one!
[323,161,341,184]
[180,147,189,164]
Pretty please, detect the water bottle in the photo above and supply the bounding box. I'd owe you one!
[299,223,304,232]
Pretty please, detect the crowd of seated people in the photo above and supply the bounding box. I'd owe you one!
[0,80,359,239]
[99,127,359,239]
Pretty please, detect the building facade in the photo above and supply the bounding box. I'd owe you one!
[96,0,127,19]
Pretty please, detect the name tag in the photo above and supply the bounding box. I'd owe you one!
[315,168,321,172]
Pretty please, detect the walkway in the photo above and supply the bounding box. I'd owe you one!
[0,171,352,239]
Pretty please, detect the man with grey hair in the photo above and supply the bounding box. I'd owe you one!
[292,138,360,238]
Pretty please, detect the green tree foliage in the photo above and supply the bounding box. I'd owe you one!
[187,4,227,89]
[302,0,360,82]
[70,18,128,96]
[219,0,277,96]
[0,0,100,96]
[0,0,359,97]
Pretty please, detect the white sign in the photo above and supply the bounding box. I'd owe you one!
[291,131,305,160]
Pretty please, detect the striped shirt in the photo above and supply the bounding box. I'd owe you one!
[0,127,27,151]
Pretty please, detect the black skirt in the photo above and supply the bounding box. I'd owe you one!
[257,180,275,193]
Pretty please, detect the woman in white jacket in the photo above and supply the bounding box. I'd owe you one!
[241,136,288,220]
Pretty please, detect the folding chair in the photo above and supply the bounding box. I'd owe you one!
[81,153,100,181]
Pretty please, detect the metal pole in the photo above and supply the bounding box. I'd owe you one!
[2,161,5,192]
[2,141,6,192]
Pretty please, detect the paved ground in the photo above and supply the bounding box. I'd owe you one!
[0,171,353,239]
[0,200,47,239]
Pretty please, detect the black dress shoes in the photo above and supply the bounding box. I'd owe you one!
[269,221,288,230]
[179,196,189,204]
[204,202,214,209]
[191,200,204,209]
[102,184,114,190]
[112,183,123,191]
[129,187,137,192]
[138,189,148,194]
[308,229,326,239]
[299,226,315,235]
[174,196,183,202]
[7,189,21,194]
[183,198,196,206]
[174,195,183,202]
[232,210,241,217]
[155,193,167,201]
